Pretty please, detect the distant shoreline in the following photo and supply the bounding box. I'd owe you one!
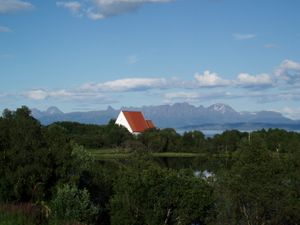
[176,127,300,137]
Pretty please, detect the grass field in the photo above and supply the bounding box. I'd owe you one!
[88,148,203,160]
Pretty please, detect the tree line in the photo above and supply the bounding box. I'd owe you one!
[0,106,299,225]
[55,120,300,154]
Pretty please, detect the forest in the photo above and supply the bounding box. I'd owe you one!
[0,106,300,225]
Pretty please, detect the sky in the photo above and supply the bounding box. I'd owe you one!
[1,0,300,119]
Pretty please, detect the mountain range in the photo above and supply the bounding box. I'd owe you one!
[31,103,300,131]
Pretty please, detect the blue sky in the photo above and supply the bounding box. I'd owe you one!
[1,0,300,119]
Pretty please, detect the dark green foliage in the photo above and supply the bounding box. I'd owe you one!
[208,130,248,153]
[102,120,133,147]
[215,136,300,225]
[54,120,133,149]
[0,107,75,202]
[182,130,206,152]
[77,161,116,225]
[49,119,300,156]
[251,128,300,153]
[50,184,98,224]
[52,121,107,148]
[139,128,165,151]
[0,107,49,201]
[139,128,182,152]
[1,106,300,225]
[110,160,215,225]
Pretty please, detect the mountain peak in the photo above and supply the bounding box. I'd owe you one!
[106,106,115,111]
[208,103,236,114]
[46,106,63,115]
[172,102,192,107]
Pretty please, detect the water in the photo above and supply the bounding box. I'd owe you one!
[176,128,300,138]
[176,129,224,137]
[202,130,223,137]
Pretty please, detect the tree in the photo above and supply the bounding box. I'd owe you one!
[182,130,206,152]
[0,106,49,201]
[102,120,133,147]
[210,130,246,153]
[0,107,75,202]
[160,128,182,152]
[139,128,165,152]
[139,128,182,152]
[110,160,215,225]
[215,136,300,225]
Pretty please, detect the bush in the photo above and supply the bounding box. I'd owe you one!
[0,212,34,225]
[50,184,98,225]
[0,203,38,225]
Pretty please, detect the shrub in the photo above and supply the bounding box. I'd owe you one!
[50,184,98,225]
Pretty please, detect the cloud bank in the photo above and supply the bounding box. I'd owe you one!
[13,59,300,118]
[57,0,174,20]
[236,73,273,88]
[0,0,33,13]
[194,70,231,87]
[56,1,82,16]
[81,78,169,92]
[275,59,300,85]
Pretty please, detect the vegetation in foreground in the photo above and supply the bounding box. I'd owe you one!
[0,106,300,225]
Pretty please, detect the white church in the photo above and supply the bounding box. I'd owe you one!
[115,110,155,135]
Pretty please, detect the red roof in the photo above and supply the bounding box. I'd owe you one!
[146,120,155,129]
[122,111,155,133]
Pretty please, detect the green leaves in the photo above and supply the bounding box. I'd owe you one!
[50,184,98,224]
[216,139,300,225]
[110,162,215,225]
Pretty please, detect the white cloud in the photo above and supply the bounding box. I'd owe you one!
[21,60,300,106]
[0,0,33,13]
[236,73,273,88]
[25,89,72,100]
[49,89,73,98]
[87,11,105,20]
[275,59,300,84]
[255,90,300,104]
[26,89,48,100]
[56,1,82,15]
[164,89,300,106]
[81,78,168,92]
[57,0,174,20]
[165,92,201,100]
[275,107,300,120]
[24,78,173,102]
[0,25,11,32]
[194,70,231,87]
[24,88,119,107]
[164,91,237,104]
[279,59,300,71]
[232,33,256,40]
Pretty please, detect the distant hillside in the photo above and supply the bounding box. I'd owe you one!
[31,103,299,130]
